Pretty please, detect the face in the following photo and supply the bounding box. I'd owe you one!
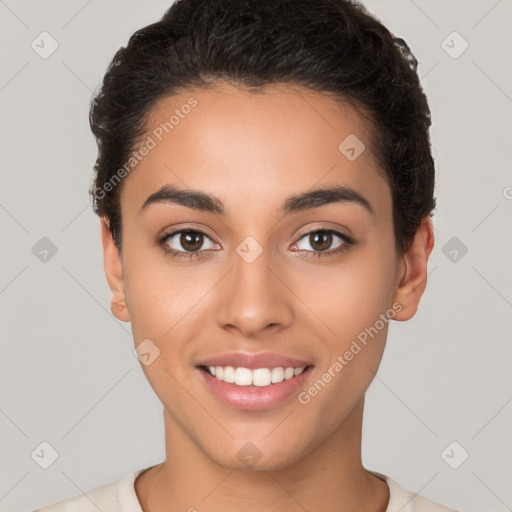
[102,82,431,471]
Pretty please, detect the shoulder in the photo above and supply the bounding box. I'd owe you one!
[32,467,152,512]
[373,472,460,512]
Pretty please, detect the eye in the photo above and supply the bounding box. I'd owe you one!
[157,227,354,261]
[290,228,353,258]
[158,229,220,259]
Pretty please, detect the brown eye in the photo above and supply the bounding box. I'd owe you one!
[161,229,220,254]
[290,228,354,259]
[294,229,346,253]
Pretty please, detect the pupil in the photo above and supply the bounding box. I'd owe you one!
[310,231,332,251]
[181,231,202,251]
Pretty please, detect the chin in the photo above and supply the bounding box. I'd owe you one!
[204,440,307,472]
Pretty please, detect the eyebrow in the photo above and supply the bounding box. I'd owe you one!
[140,184,374,216]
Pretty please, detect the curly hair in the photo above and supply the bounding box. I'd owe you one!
[89,0,436,254]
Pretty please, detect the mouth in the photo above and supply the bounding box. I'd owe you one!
[196,364,315,411]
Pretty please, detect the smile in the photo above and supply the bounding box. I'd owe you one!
[197,364,314,411]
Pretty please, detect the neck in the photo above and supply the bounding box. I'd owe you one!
[135,398,389,512]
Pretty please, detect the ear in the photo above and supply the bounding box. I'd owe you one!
[100,217,130,323]
[392,216,435,321]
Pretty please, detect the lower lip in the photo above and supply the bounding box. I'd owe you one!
[197,366,314,411]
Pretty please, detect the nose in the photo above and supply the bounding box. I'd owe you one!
[215,242,294,338]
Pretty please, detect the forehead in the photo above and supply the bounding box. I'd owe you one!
[120,82,391,220]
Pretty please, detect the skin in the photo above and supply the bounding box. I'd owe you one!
[100,82,434,512]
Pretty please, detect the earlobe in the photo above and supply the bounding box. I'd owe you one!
[100,217,130,323]
[392,216,435,321]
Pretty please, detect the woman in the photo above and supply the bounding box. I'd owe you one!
[35,0,459,510]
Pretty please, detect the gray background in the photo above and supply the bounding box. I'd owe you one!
[1,1,511,511]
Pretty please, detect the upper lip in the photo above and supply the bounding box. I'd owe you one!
[196,352,313,370]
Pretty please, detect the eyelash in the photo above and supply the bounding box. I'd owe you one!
[157,227,354,261]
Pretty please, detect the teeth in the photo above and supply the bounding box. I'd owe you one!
[206,366,306,387]
[235,367,253,386]
[223,366,235,383]
[271,367,284,383]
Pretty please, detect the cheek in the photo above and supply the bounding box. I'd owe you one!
[297,245,398,342]
[295,241,397,404]
[122,246,221,372]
